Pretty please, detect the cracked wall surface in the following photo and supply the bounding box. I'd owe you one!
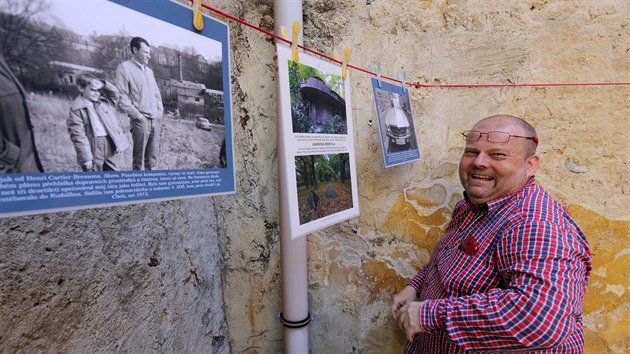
[282,1,630,353]
[0,201,229,353]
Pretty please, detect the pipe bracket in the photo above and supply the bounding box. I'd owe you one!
[278,312,313,328]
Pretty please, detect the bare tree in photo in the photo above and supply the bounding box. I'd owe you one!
[0,0,65,87]
[1,0,229,172]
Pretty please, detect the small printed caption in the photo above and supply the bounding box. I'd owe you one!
[0,170,222,202]
[296,135,347,154]
[387,149,419,164]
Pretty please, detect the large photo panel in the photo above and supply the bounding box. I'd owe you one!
[276,44,359,239]
[0,0,234,217]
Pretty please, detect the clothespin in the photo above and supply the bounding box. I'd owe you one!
[193,0,203,31]
[291,21,300,63]
[280,26,290,41]
[370,63,382,88]
[341,47,350,80]
[402,68,407,93]
[397,68,407,93]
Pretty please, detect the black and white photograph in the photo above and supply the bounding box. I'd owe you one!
[0,0,235,217]
[371,77,420,167]
[1,0,227,172]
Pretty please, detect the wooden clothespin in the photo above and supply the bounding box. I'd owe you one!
[280,26,290,41]
[335,47,351,80]
[193,0,203,31]
[341,47,350,80]
[291,21,300,63]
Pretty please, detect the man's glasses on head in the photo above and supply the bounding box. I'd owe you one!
[461,130,539,145]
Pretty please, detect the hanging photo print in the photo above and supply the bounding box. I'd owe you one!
[371,78,420,167]
[0,0,234,217]
[276,44,359,239]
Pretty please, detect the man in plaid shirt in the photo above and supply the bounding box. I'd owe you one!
[392,115,592,353]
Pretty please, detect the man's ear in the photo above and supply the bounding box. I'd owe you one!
[526,154,540,177]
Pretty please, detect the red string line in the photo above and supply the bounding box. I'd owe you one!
[200,3,630,89]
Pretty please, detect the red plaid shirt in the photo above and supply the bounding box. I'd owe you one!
[406,178,592,353]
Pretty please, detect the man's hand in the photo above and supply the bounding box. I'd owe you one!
[82,161,94,172]
[397,301,423,341]
[392,285,417,321]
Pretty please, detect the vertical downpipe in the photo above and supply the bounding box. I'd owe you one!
[274,1,309,353]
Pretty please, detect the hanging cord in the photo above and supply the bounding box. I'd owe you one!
[200,3,630,89]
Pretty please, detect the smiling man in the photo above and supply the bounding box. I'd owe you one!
[392,115,592,353]
[459,115,539,205]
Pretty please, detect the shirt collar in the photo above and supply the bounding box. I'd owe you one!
[131,57,146,70]
[71,96,94,110]
[71,95,106,111]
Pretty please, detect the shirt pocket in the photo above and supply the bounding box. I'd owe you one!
[437,236,503,296]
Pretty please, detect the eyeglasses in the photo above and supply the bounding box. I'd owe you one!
[461,130,539,144]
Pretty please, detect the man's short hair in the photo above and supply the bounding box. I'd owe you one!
[512,117,538,156]
[480,115,538,156]
[130,36,150,52]
[514,117,537,139]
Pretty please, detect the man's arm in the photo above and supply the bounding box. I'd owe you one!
[392,285,417,321]
[99,79,120,107]
[392,264,428,321]
[150,73,163,118]
[407,265,428,294]
[142,66,163,119]
[115,63,144,120]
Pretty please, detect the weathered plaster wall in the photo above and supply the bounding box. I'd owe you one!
[1,1,628,354]
[0,201,229,353]
[224,0,629,353]
[297,1,630,353]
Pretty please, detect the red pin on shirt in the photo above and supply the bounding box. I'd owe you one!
[459,235,478,255]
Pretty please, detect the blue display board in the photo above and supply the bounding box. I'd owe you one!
[0,0,234,217]
[371,77,421,167]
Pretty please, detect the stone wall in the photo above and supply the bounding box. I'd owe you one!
[225,0,630,353]
[1,1,628,353]
[0,200,229,353]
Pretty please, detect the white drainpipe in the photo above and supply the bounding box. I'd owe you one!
[274,1,309,353]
